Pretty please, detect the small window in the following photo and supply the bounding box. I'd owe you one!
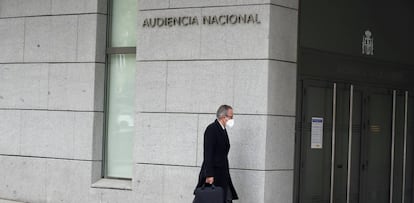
[104,0,137,179]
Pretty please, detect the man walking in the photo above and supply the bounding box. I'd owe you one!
[195,105,239,202]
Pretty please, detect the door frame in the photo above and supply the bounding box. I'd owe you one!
[294,48,414,203]
[295,80,413,203]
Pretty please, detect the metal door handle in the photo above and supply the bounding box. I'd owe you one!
[389,90,396,203]
[330,83,337,203]
[361,161,368,170]
[402,91,408,203]
[346,85,354,203]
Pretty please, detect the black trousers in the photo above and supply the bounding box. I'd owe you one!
[226,186,233,203]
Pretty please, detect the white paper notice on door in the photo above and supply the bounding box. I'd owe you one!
[311,117,324,149]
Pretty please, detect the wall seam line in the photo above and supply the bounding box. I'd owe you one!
[139,3,298,11]
[0,12,108,20]
[137,58,297,64]
[0,108,104,113]
[135,162,294,171]
[0,62,106,65]
[22,18,26,62]
[137,111,296,117]
[0,154,102,162]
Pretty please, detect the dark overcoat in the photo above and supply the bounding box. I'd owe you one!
[195,119,238,201]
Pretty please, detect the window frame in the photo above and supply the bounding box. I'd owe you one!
[103,0,137,180]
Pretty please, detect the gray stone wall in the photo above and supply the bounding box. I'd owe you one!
[0,0,107,202]
[0,0,298,202]
[135,0,298,202]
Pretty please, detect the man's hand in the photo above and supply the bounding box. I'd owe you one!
[205,177,214,184]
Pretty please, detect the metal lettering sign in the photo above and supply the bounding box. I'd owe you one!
[142,14,261,28]
[362,30,374,55]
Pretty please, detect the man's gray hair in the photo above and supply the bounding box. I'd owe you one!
[216,105,233,119]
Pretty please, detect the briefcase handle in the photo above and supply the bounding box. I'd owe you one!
[201,183,217,190]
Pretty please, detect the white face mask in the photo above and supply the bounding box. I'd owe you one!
[225,119,235,129]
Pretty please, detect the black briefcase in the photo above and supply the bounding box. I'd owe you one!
[193,184,224,203]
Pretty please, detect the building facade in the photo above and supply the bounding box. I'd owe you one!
[0,0,413,202]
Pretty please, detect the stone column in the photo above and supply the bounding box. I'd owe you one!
[0,0,107,202]
[134,0,298,202]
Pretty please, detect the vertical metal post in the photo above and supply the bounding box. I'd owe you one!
[402,91,408,203]
[390,90,397,203]
[330,83,337,203]
[346,85,354,203]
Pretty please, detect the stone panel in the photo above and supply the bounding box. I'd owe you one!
[24,16,79,62]
[197,115,296,171]
[138,5,270,61]
[0,18,24,62]
[133,164,199,203]
[271,0,299,9]
[196,114,216,166]
[77,14,107,63]
[0,156,47,203]
[24,14,106,63]
[230,169,266,203]
[45,159,100,203]
[20,111,50,157]
[199,5,269,59]
[148,60,293,115]
[100,189,134,203]
[0,0,107,18]
[264,170,294,203]
[170,0,269,8]
[0,159,104,203]
[91,161,104,184]
[0,158,103,203]
[73,112,104,161]
[137,8,202,61]
[50,15,78,62]
[93,64,106,111]
[20,111,74,158]
[48,63,105,111]
[136,61,167,112]
[226,115,267,170]
[265,116,295,170]
[269,5,298,62]
[0,110,20,155]
[166,61,233,113]
[0,0,51,18]
[0,64,49,109]
[25,16,74,62]
[20,111,101,160]
[233,60,269,114]
[24,17,52,62]
[91,179,132,191]
[267,60,297,116]
[138,0,169,10]
[95,14,107,62]
[134,164,164,203]
[87,189,104,203]
[197,114,268,170]
[0,199,25,203]
[142,0,298,10]
[134,113,198,166]
[0,63,104,111]
[51,0,108,15]
[134,164,268,203]
[97,0,108,14]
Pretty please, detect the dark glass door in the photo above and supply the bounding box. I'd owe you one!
[299,80,334,203]
[359,88,393,203]
[298,80,414,203]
